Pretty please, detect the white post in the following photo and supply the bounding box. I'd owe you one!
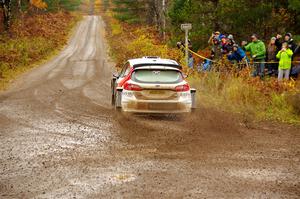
[181,23,192,67]
[162,0,166,41]
[185,29,189,67]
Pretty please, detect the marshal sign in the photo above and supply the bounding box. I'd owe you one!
[181,23,192,31]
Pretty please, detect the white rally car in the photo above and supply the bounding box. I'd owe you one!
[111,57,196,113]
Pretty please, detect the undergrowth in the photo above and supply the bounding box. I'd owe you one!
[104,11,184,68]
[189,65,300,123]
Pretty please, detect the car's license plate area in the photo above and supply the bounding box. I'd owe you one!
[149,90,165,95]
[148,103,177,110]
[134,89,178,100]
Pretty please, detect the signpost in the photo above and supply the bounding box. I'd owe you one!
[181,23,192,67]
[162,0,166,41]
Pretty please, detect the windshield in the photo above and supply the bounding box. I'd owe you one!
[132,69,183,84]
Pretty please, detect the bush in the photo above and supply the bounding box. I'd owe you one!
[44,0,82,11]
[288,93,300,115]
[105,15,184,68]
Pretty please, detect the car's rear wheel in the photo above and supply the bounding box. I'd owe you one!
[115,89,122,112]
[191,88,197,110]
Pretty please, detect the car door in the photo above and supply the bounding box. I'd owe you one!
[116,62,131,87]
[112,62,131,105]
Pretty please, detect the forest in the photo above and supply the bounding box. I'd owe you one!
[0,0,82,31]
[2,0,300,48]
[110,0,300,49]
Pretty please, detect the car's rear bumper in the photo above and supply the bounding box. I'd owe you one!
[121,100,192,113]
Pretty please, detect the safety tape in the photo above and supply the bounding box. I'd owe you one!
[188,49,216,63]
[187,48,300,64]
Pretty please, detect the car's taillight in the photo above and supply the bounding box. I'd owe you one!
[124,82,142,91]
[175,84,190,92]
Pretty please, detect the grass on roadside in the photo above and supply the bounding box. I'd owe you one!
[189,70,300,124]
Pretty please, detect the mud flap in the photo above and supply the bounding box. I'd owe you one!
[191,88,197,110]
[111,77,117,106]
[115,87,123,110]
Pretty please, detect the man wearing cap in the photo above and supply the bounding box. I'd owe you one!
[275,33,297,53]
[208,31,222,44]
[227,44,246,62]
[227,44,248,64]
[226,34,236,52]
[220,35,230,54]
[242,34,266,78]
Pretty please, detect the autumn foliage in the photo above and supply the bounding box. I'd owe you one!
[30,0,48,9]
[105,12,183,69]
[0,12,77,88]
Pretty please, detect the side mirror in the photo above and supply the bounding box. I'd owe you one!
[190,88,196,94]
[113,72,119,78]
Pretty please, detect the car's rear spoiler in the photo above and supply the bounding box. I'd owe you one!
[133,63,182,70]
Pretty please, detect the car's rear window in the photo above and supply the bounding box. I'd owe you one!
[132,69,183,84]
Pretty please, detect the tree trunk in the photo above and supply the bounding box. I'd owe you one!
[17,0,22,13]
[1,0,12,31]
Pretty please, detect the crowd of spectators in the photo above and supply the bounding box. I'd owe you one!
[199,31,300,80]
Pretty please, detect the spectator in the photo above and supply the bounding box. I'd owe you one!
[188,40,194,69]
[227,44,248,65]
[220,35,230,54]
[294,41,300,55]
[242,34,266,78]
[177,40,194,68]
[208,31,222,44]
[226,34,235,52]
[227,34,235,44]
[275,33,297,53]
[276,42,293,80]
[209,31,226,44]
[198,58,213,72]
[266,37,278,76]
[290,57,300,78]
[211,38,222,60]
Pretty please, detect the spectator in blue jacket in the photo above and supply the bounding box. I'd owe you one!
[227,44,248,63]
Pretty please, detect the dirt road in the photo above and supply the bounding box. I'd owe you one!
[0,15,299,198]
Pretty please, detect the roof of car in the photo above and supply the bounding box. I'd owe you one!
[128,57,179,67]
[133,66,181,71]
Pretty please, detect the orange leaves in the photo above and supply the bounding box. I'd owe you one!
[11,12,73,39]
[239,67,298,95]
[30,0,48,9]
[106,14,184,68]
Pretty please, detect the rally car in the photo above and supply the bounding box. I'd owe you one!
[111,57,196,113]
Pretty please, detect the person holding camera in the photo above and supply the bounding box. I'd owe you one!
[276,42,293,80]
